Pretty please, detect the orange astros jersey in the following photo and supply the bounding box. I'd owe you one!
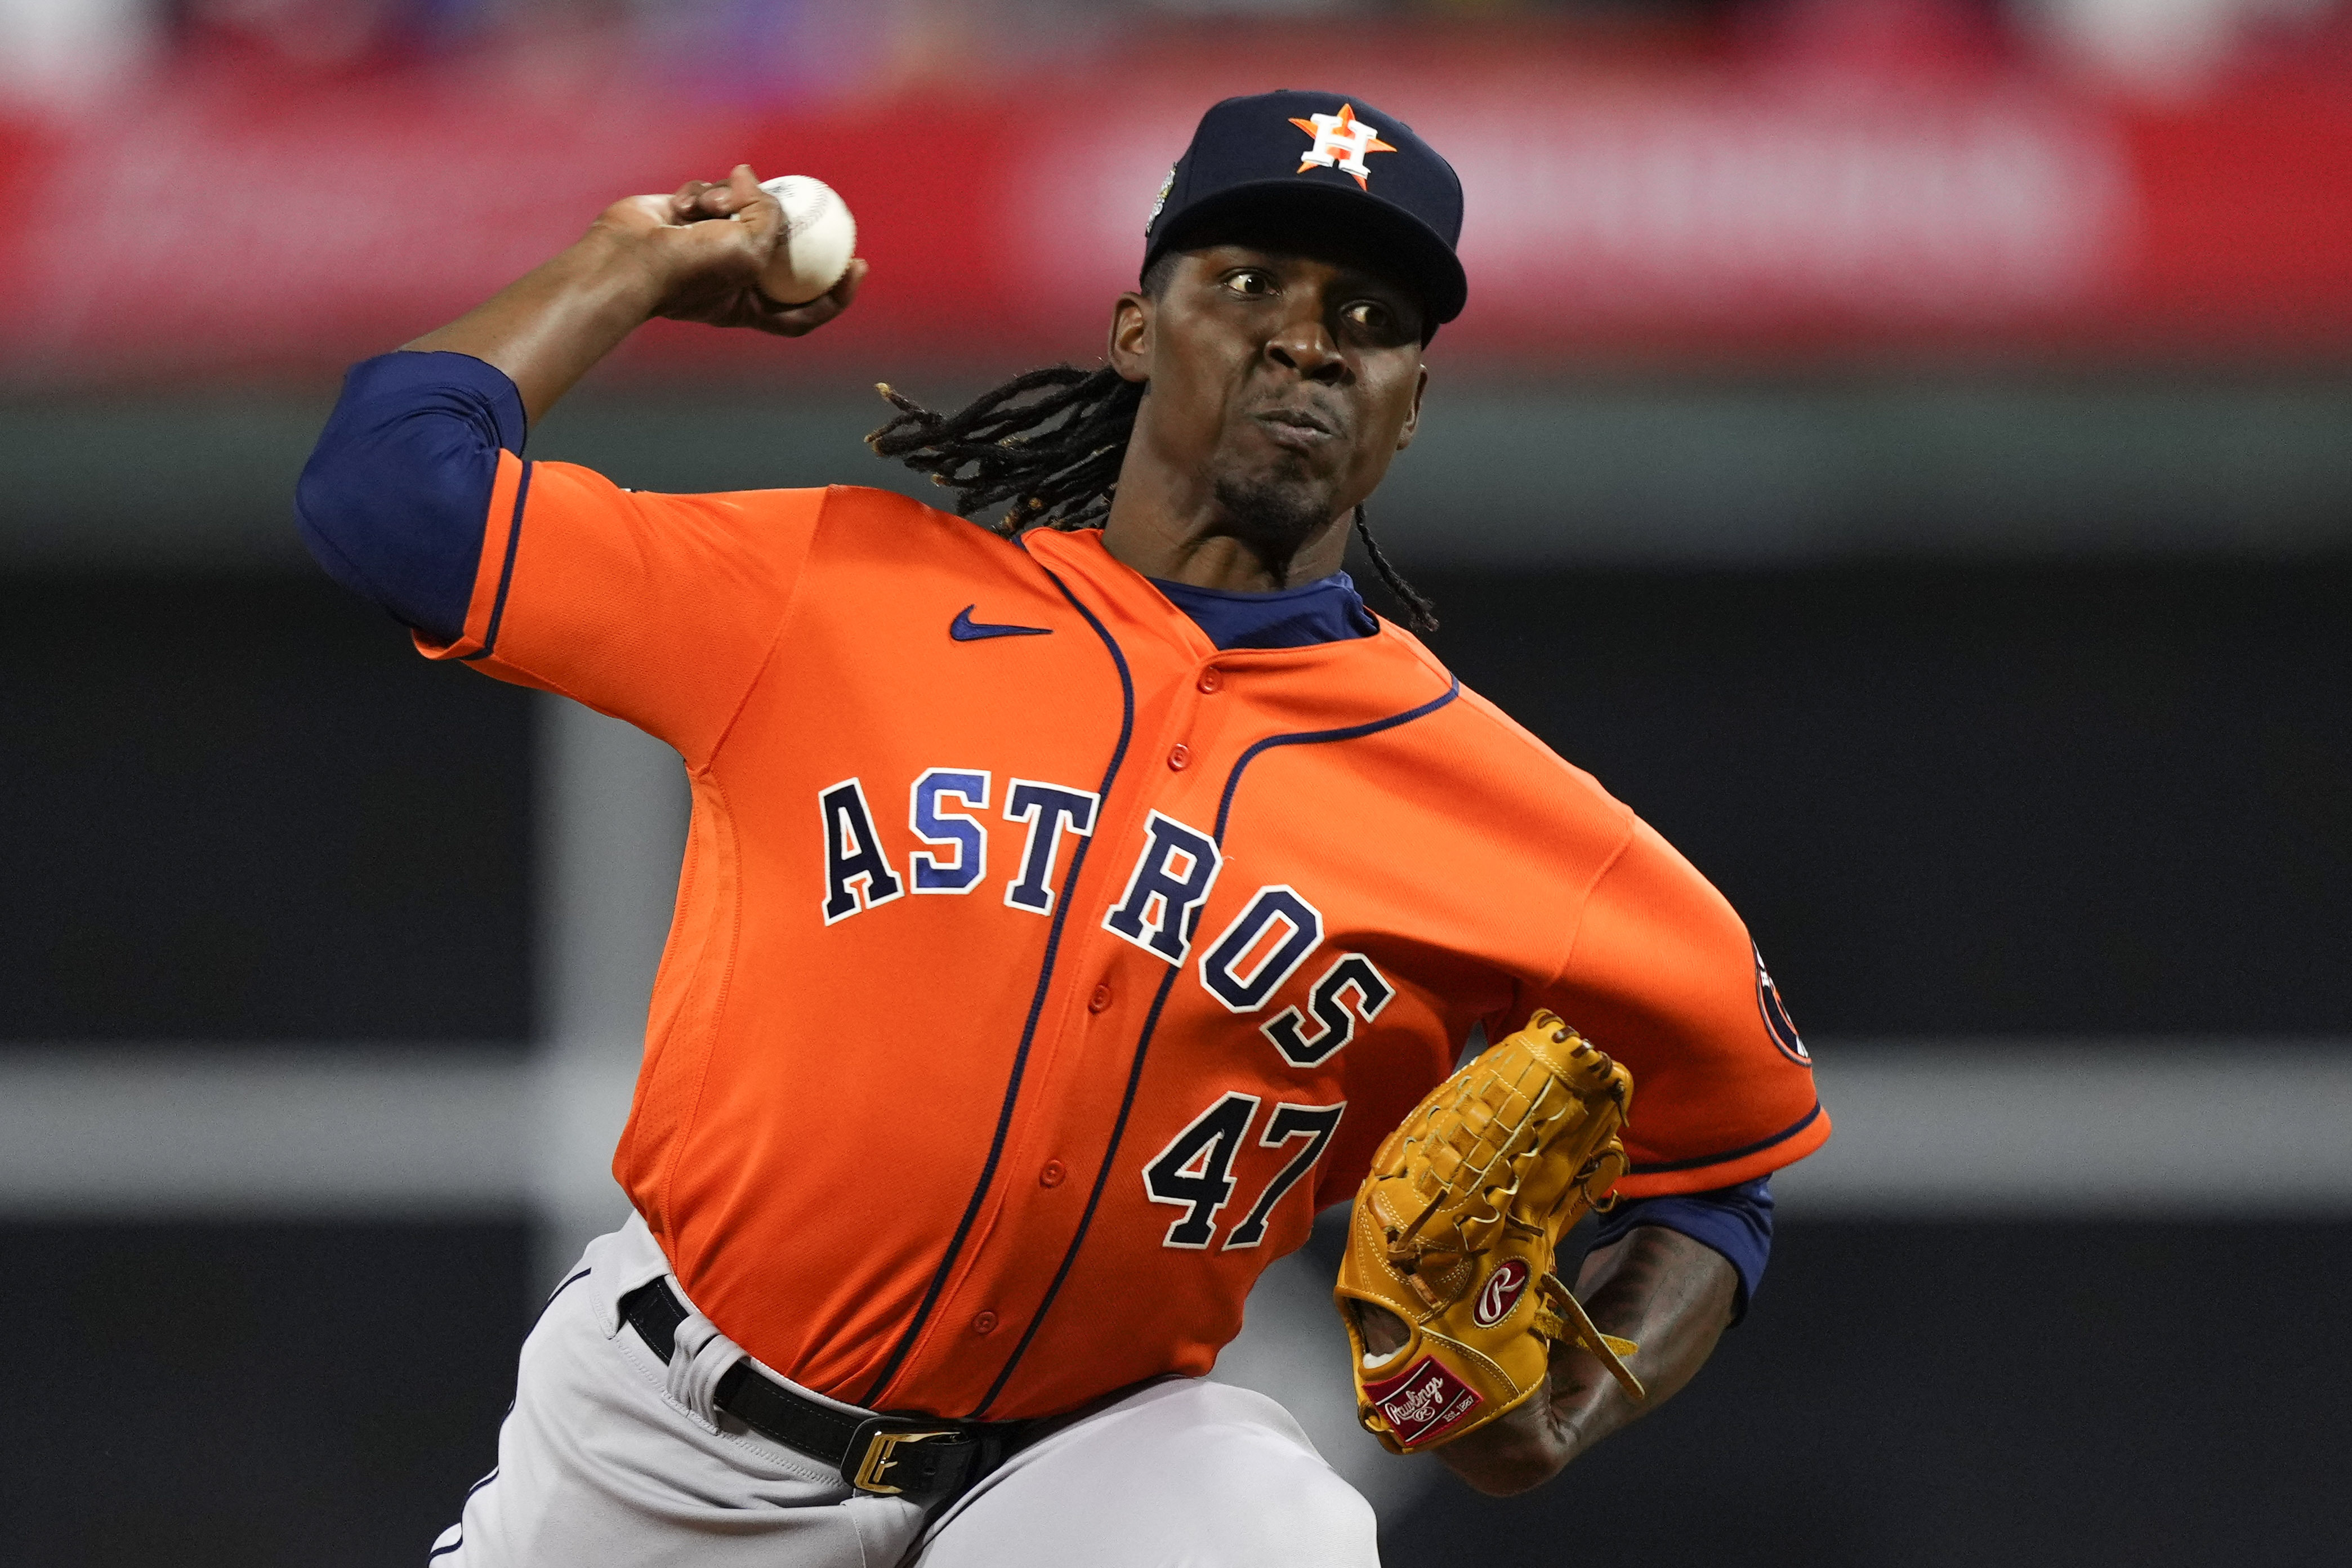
[419,453,1829,1421]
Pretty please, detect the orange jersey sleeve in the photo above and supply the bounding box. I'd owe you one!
[1518,811,1827,1198]
[415,450,826,764]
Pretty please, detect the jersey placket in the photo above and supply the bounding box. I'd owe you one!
[916,619,1245,1417]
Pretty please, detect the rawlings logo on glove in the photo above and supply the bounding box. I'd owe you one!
[1335,1010,1646,1454]
[1472,1258,1532,1326]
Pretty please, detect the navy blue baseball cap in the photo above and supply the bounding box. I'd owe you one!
[1141,90,1467,328]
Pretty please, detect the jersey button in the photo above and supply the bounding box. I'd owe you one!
[971,1311,998,1335]
[1167,743,1191,771]
[1088,982,1113,1013]
[1040,1160,1066,1187]
[1197,669,1222,694]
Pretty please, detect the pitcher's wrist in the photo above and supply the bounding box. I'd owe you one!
[562,222,673,324]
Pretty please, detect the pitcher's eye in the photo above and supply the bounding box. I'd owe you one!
[1343,301,1389,329]
[1223,269,1276,297]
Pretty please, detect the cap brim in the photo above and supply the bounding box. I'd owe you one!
[1144,179,1467,328]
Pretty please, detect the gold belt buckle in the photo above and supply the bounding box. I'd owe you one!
[849,1422,961,1495]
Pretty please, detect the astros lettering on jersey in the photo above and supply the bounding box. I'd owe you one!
[422,458,1829,1422]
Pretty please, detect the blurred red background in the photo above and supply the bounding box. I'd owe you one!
[3,0,2350,385]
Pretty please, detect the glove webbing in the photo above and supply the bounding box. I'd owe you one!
[1390,1053,1606,1263]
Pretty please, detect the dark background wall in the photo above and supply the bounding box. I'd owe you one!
[1,577,533,1042]
[5,557,2346,1565]
[1417,559,2352,1036]
[0,1222,532,1563]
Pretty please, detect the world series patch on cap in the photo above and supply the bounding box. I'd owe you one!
[1142,90,1468,326]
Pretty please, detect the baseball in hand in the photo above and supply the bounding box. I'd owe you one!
[756,175,858,306]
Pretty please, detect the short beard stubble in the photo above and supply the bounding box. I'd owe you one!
[1209,470,1338,584]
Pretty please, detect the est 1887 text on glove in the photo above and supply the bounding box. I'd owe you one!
[1335,1010,1647,1454]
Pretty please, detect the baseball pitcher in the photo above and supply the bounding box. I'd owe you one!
[297,91,1829,1568]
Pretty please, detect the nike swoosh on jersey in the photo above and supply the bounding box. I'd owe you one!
[950,605,1053,641]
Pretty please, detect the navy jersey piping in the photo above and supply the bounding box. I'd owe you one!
[1213,678,1461,838]
[969,958,1186,1418]
[856,565,1135,1409]
[460,458,532,663]
[1628,1102,1823,1175]
[969,677,1460,1417]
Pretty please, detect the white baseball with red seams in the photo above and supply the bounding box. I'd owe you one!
[756,175,858,305]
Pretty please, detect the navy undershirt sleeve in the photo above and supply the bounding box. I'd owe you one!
[1587,1176,1775,1324]
[295,350,527,645]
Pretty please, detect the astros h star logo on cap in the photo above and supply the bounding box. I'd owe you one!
[1140,91,1468,326]
[1287,103,1396,190]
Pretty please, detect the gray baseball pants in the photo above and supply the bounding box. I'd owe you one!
[429,1213,1382,1567]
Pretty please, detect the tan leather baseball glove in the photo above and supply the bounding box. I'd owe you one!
[1335,1009,1646,1454]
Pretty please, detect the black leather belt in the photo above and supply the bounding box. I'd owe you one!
[619,1277,1029,1501]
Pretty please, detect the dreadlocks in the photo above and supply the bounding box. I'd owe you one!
[868,365,1140,536]
[867,368,1439,634]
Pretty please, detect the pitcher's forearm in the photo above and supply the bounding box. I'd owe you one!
[405,225,664,425]
[1546,1225,1738,1451]
[1438,1226,1738,1495]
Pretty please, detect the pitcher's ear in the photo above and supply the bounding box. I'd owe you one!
[1398,364,1429,451]
[1108,292,1153,384]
